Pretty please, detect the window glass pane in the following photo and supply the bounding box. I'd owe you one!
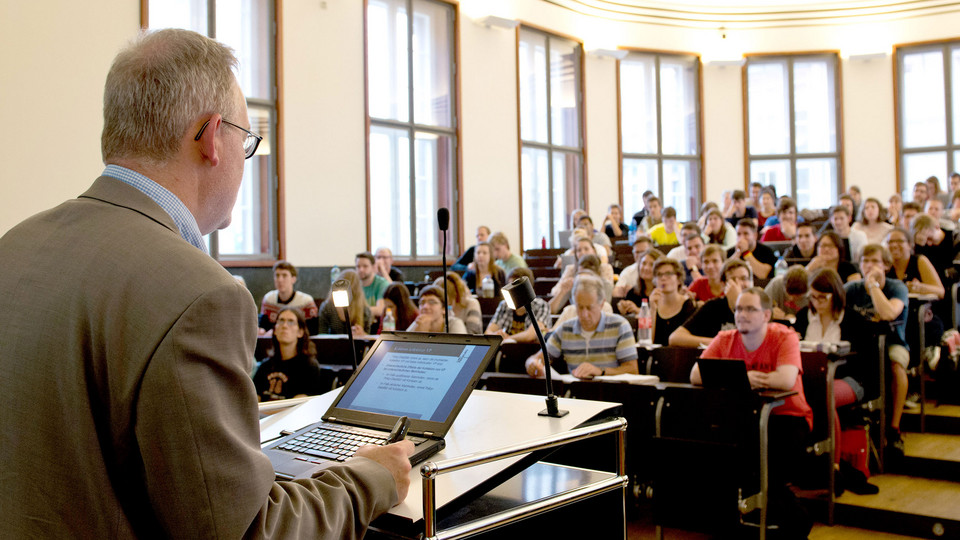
[901,50,946,148]
[795,158,836,211]
[216,0,271,99]
[748,61,790,155]
[619,56,657,155]
[662,160,698,222]
[368,0,409,122]
[550,37,580,148]
[750,160,791,203]
[622,158,658,218]
[370,125,412,256]
[660,57,698,156]
[412,0,452,128]
[553,151,582,244]
[793,58,836,154]
[149,0,207,33]
[414,132,455,256]
[902,152,947,201]
[219,106,273,256]
[953,48,960,148]
[519,30,548,144]
[521,146,551,248]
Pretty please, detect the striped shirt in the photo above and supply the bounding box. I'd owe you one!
[546,312,638,371]
[102,165,207,252]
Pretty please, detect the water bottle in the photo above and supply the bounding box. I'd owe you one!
[330,265,340,284]
[775,257,788,278]
[481,275,494,299]
[541,236,547,249]
[628,221,637,244]
[382,308,396,332]
[637,299,652,346]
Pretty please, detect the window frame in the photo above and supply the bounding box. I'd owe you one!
[743,51,844,209]
[516,24,587,251]
[894,39,960,197]
[142,0,281,266]
[363,0,462,264]
[617,48,704,223]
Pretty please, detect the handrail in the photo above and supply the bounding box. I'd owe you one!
[420,417,628,539]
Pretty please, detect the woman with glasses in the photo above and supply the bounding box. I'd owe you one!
[317,269,371,336]
[791,269,878,494]
[407,285,467,333]
[885,227,944,298]
[806,231,861,283]
[253,308,324,401]
[649,259,696,346]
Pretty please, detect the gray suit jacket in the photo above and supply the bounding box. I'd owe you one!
[0,177,396,538]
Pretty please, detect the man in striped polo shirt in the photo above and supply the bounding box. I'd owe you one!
[527,274,638,379]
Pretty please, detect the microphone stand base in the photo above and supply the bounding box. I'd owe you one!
[538,395,569,418]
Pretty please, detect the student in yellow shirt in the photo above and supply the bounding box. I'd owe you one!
[647,206,679,247]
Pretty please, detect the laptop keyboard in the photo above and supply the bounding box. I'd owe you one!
[276,423,427,462]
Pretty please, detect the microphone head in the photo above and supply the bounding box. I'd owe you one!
[437,208,450,231]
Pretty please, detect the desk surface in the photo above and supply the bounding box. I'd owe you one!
[260,389,620,522]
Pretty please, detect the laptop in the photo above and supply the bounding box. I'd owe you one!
[264,332,501,480]
[696,358,753,393]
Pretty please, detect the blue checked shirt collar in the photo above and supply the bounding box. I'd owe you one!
[102,164,207,253]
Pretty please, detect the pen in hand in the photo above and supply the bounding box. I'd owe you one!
[386,416,410,444]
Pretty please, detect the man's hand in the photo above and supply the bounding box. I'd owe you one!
[724,279,742,301]
[735,237,749,254]
[747,370,770,390]
[572,363,601,379]
[354,441,415,503]
[866,268,885,289]
[526,356,545,377]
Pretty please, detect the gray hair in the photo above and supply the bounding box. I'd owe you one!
[571,274,606,306]
[102,29,239,165]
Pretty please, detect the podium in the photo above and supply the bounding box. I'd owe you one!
[260,389,626,539]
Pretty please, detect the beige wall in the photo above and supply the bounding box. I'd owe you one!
[4,0,960,264]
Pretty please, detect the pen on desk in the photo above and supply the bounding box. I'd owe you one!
[386,416,410,444]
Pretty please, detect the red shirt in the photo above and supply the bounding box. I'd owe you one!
[701,323,813,430]
[688,277,720,302]
[760,225,788,242]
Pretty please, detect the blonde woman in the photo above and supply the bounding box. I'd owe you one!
[435,272,483,334]
[317,269,371,335]
[463,241,505,296]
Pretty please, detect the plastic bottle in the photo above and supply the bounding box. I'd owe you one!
[628,221,637,244]
[382,308,396,332]
[481,275,494,299]
[775,256,788,278]
[330,265,340,284]
[541,236,547,249]
[637,299,652,346]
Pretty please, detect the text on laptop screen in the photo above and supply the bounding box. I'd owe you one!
[337,341,489,422]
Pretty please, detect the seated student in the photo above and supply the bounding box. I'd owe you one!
[666,221,703,261]
[485,268,551,343]
[435,272,482,334]
[490,232,529,277]
[764,265,809,321]
[669,258,753,347]
[844,244,910,462]
[463,241,506,297]
[927,198,958,232]
[381,282,419,332]
[452,225,490,272]
[526,274,638,379]
[704,207,737,250]
[888,193,903,226]
[760,198,799,242]
[899,201,921,230]
[612,235,654,298]
[688,244,726,302]
[792,268,879,495]
[824,205,867,262]
[724,189,758,227]
[557,228,610,266]
[678,232,705,286]
[374,247,404,282]
[756,187,779,229]
[259,260,320,336]
[552,238,615,307]
[551,253,614,314]
[746,181,764,209]
[647,206,680,247]
[649,259,697,346]
[631,191,655,229]
[317,269,372,336]
[806,231,861,283]
[691,288,814,536]
[727,218,777,281]
[782,222,817,264]
[912,214,959,286]
[253,308,325,401]
[615,249,661,316]
[357,251,390,318]
[576,214,612,255]
[851,198,894,244]
[639,196,664,232]
[406,285,467,333]
[602,203,629,240]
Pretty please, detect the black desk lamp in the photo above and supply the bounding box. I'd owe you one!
[331,279,359,370]
[502,276,568,418]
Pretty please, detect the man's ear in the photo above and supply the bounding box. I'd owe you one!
[197,114,222,167]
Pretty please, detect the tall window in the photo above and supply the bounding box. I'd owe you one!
[745,54,840,211]
[148,0,279,261]
[518,28,584,250]
[366,0,458,259]
[897,42,960,198]
[619,52,701,222]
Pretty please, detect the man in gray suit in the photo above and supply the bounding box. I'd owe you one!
[0,29,413,538]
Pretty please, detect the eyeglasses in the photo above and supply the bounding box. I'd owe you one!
[808,292,832,302]
[194,118,263,159]
[275,319,299,327]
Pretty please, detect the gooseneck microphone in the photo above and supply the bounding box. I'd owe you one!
[438,208,450,333]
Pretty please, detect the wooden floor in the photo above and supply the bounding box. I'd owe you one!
[835,474,960,519]
[905,431,960,461]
